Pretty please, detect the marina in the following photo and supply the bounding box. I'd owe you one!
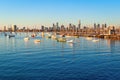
[0,0,120,79]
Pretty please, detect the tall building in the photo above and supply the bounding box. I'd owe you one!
[53,23,55,28]
[56,22,59,28]
[3,26,7,31]
[69,23,72,30]
[73,25,76,30]
[102,23,107,29]
[108,26,115,35]
[23,27,26,31]
[53,23,56,31]
[12,25,17,32]
[97,24,100,29]
[61,25,65,30]
[78,20,81,29]
[94,23,97,29]
[105,23,107,28]
[56,22,59,31]
[41,26,44,31]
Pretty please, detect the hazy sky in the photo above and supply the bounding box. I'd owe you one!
[0,0,120,28]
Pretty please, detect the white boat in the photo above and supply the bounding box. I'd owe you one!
[31,33,37,37]
[92,39,99,42]
[24,37,30,41]
[66,35,72,38]
[34,39,41,43]
[7,34,15,38]
[51,35,57,39]
[86,37,92,40]
[46,35,51,38]
[67,40,74,43]
[46,33,52,38]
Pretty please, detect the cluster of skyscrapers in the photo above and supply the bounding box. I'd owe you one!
[41,20,81,32]
[3,25,18,32]
[1,20,119,36]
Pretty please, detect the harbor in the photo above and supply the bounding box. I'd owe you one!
[1,21,120,41]
[0,32,120,80]
[0,0,120,80]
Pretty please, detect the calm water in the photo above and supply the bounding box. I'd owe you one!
[0,32,120,80]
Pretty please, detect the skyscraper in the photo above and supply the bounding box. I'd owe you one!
[105,23,107,28]
[3,26,7,31]
[102,23,107,29]
[78,20,81,29]
[41,26,44,31]
[94,23,97,29]
[69,23,72,30]
[97,24,100,29]
[56,22,59,31]
[53,23,56,31]
[12,25,17,32]
[56,22,59,28]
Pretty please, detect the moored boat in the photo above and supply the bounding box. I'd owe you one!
[67,40,74,43]
[34,39,41,43]
[92,39,99,42]
[51,35,57,39]
[86,37,92,40]
[24,37,30,41]
[57,38,66,42]
[31,33,37,37]
[7,34,15,38]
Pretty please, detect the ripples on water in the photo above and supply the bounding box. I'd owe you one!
[0,32,120,80]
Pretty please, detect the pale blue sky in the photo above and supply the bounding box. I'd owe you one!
[0,0,120,28]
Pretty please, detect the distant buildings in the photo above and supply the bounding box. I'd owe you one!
[41,26,45,31]
[12,25,17,32]
[78,20,81,29]
[108,26,115,35]
[1,20,120,36]
[3,26,7,31]
[2,25,18,32]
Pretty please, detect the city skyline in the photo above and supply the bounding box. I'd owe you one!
[0,0,120,28]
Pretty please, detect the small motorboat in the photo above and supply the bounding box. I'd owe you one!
[34,39,41,43]
[92,39,99,42]
[67,40,74,43]
[51,35,57,40]
[65,35,72,38]
[31,33,37,38]
[74,36,79,38]
[24,37,30,41]
[86,37,92,40]
[57,38,66,42]
[7,34,15,38]
[46,36,51,38]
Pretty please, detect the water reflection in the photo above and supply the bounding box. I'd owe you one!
[1,32,120,80]
[69,43,74,48]
[107,39,115,52]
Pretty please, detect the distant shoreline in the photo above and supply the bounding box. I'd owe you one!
[1,30,120,40]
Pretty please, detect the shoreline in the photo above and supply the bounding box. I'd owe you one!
[1,31,120,40]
